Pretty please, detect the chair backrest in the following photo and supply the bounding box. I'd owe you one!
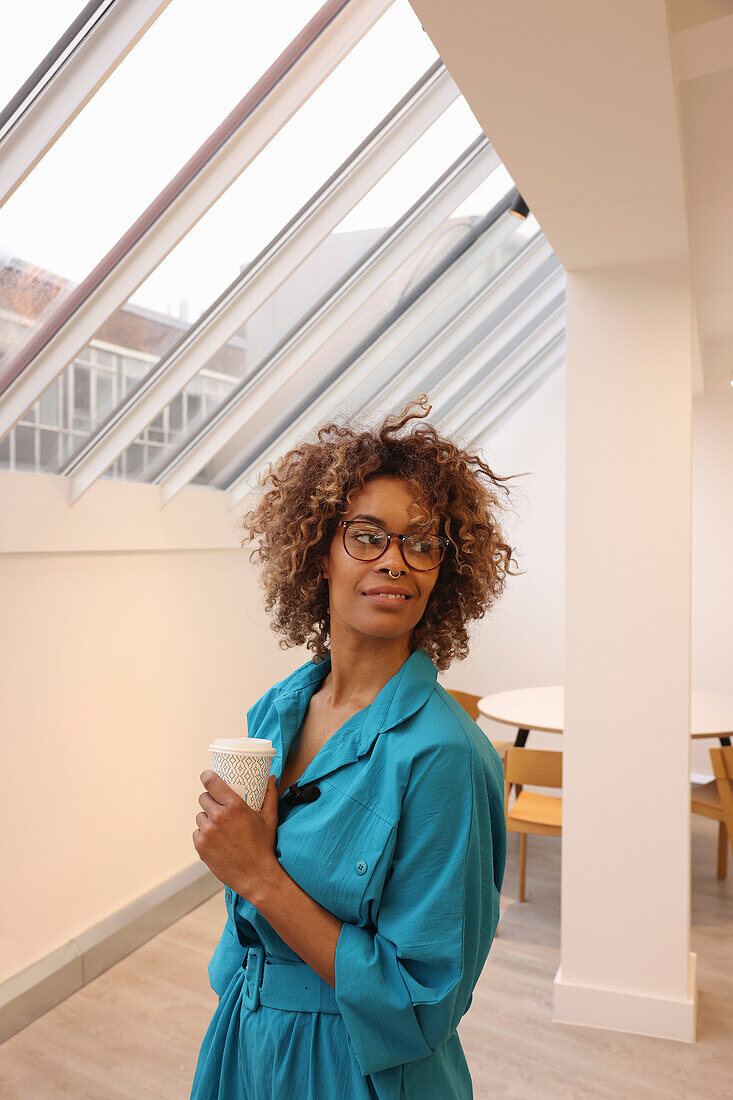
[710,745,733,822]
[504,747,563,788]
[444,688,481,722]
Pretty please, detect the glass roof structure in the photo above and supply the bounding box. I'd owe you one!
[0,0,565,507]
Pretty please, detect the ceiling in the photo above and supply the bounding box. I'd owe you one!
[408,0,733,395]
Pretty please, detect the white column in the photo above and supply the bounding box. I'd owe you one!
[554,260,696,1041]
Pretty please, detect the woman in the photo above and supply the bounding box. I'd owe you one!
[190,394,520,1100]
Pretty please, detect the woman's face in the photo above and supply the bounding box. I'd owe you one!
[321,475,441,645]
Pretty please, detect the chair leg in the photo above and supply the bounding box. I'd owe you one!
[519,832,527,902]
[718,821,728,880]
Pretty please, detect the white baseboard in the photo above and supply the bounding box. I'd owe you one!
[552,952,697,1042]
[0,863,220,1045]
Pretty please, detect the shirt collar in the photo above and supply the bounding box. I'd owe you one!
[281,647,437,732]
[272,648,438,787]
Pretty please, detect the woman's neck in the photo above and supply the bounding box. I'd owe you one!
[319,627,413,710]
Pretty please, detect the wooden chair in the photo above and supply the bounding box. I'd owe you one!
[504,747,562,902]
[691,745,733,879]
[445,688,514,763]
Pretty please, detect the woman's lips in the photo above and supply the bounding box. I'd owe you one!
[363,593,411,608]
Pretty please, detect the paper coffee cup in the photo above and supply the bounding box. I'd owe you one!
[208,737,276,811]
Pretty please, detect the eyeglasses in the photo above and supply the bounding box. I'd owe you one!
[337,519,447,572]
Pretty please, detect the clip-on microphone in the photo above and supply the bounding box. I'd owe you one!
[281,780,321,806]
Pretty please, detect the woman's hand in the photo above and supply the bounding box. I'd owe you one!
[193,771,280,902]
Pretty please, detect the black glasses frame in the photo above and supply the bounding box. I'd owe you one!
[337,519,447,572]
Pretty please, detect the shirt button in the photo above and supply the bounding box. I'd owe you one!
[225,887,232,902]
[356,860,368,875]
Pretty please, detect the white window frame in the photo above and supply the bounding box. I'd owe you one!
[0,0,171,208]
[157,137,500,508]
[0,0,394,443]
[63,60,458,502]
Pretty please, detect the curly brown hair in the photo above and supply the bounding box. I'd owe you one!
[239,394,525,671]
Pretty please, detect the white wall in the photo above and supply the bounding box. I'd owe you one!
[691,392,733,724]
[0,538,299,983]
[438,362,565,753]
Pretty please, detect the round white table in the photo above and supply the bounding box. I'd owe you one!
[477,686,733,747]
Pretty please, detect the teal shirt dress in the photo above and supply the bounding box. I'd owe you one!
[190,647,506,1100]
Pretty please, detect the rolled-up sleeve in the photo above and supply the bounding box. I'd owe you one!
[334,739,506,1077]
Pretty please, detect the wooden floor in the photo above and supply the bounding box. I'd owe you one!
[1,814,732,1099]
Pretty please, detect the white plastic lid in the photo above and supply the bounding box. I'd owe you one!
[208,737,275,755]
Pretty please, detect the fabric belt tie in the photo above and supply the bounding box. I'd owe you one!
[241,944,339,1014]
